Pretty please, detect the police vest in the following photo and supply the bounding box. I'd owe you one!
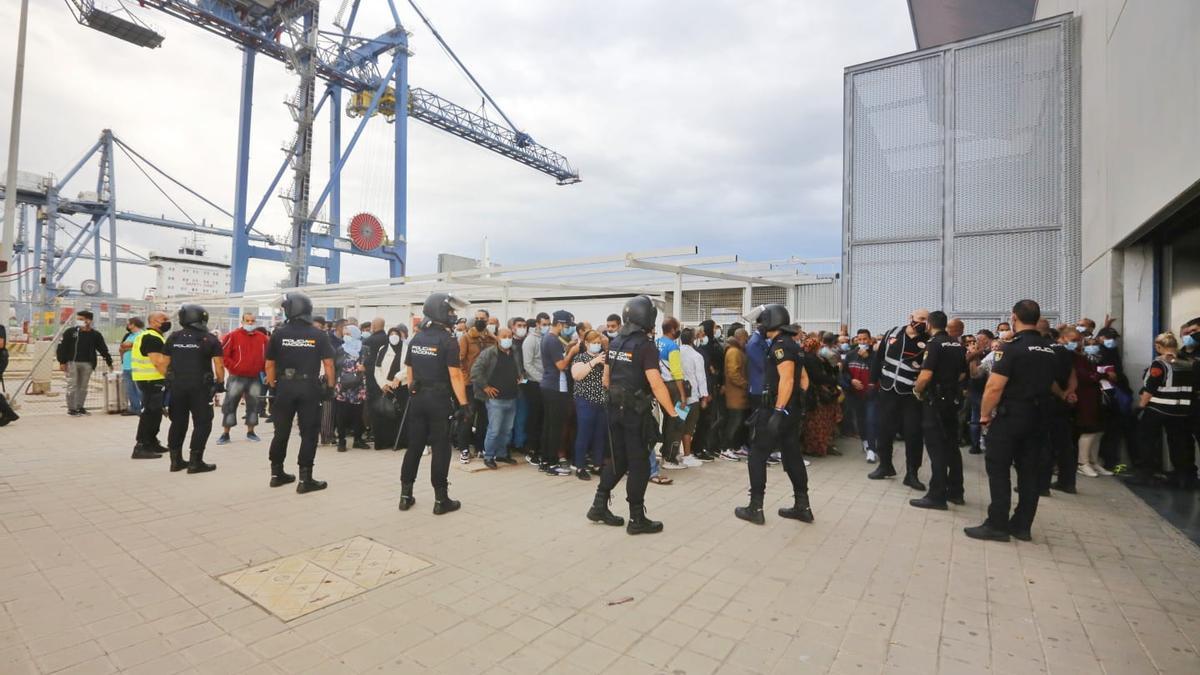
[167,328,213,386]
[1146,357,1194,416]
[609,332,650,394]
[131,329,165,382]
[878,327,922,395]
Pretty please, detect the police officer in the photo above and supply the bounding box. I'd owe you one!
[164,305,225,473]
[265,292,336,493]
[869,308,930,490]
[399,292,471,515]
[586,295,678,534]
[131,311,172,459]
[1040,327,1080,495]
[734,304,814,525]
[910,311,967,510]
[965,300,1059,542]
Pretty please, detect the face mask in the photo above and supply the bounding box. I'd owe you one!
[474,319,487,332]
[839,343,850,352]
[607,330,619,339]
[76,319,87,328]
[1084,345,1101,356]
[1065,341,1078,351]
[242,324,255,332]
[1075,325,1087,334]
[158,321,171,333]
[588,343,602,354]
[911,321,926,333]
[698,337,709,346]
[1103,339,1116,349]
[499,338,513,350]
[1184,334,1197,349]
[455,330,465,339]
[819,347,833,358]
[388,334,400,346]
[563,325,576,338]
[487,324,497,335]
[515,327,527,338]
[858,345,869,354]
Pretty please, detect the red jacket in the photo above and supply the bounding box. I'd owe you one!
[222,328,269,378]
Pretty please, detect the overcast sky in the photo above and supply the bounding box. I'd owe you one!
[0,0,912,297]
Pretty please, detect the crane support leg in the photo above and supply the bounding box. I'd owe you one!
[392,42,408,278]
[231,48,255,294]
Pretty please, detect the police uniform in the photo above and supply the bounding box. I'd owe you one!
[913,332,966,507]
[870,325,929,485]
[400,323,461,504]
[748,334,810,510]
[1136,355,1195,486]
[165,316,223,473]
[971,329,1057,540]
[1040,342,1078,494]
[266,312,335,490]
[586,295,666,534]
[131,323,169,459]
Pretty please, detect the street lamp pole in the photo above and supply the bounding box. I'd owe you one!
[1,0,31,326]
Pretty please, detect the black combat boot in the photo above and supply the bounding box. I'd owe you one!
[168,447,188,472]
[398,482,415,511]
[626,505,663,535]
[296,467,327,494]
[131,443,162,460]
[586,492,624,526]
[187,449,216,474]
[433,486,460,515]
[902,472,927,491]
[779,493,814,522]
[867,463,896,480]
[734,495,766,525]
[269,463,295,487]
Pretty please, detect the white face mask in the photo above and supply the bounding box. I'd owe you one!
[454,330,465,339]
[76,320,87,328]
[515,327,527,338]
[607,330,619,338]
[487,324,497,335]
[499,337,514,350]
[242,324,255,332]
[388,334,400,346]
[588,343,603,354]
[698,337,709,346]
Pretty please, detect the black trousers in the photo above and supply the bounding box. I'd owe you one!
[1137,409,1194,477]
[402,391,452,489]
[596,405,651,507]
[335,400,364,443]
[723,407,747,450]
[136,380,166,446]
[1039,401,1076,492]
[269,382,321,468]
[984,407,1045,533]
[521,383,543,452]
[748,409,808,499]
[458,387,488,451]
[922,399,962,503]
[540,389,570,463]
[167,384,214,452]
[875,388,924,473]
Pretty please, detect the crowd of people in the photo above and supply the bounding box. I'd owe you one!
[19,291,1198,540]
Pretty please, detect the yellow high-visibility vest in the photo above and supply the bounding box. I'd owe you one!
[131,329,165,382]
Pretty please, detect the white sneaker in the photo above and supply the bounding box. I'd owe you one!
[662,461,687,470]
[1092,463,1113,476]
[1077,463,1098,477]
[862,440,870,453]
[682,455,703,468]
[423,446,431,457]
[719,449,741,462]
[804,459,811,467]
[866,450,878,464]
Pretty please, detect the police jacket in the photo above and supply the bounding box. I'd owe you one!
[1142,356,1194,417]
[871,326,927,395]
[165,327,222,386]
[990,329,1057,408]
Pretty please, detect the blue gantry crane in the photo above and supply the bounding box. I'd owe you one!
[60,0,579,292]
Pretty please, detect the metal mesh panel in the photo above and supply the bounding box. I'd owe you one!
[849,241,941,332]
[680,288,744,324]
[953,230,1061,313]
[850,56,944,242]
[751,287,789,307]
[1061,20,1082,323]
[954,27,1063,232]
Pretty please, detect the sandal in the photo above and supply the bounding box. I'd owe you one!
[649,475,673,485]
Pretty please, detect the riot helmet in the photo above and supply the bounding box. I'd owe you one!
[621,295,661,334]
[178,304,209,332]
[746,303,794,334]
[281,292,314,323]
[423,292,468,327]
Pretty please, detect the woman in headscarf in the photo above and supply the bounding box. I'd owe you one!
[802,335,841,457]
[373,325,409,450]
[333,324,369,451]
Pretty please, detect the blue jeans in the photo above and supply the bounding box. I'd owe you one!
[122,369,142,413]
[511,387,529,448]
[968,390,983,450]
[222,375,263,429]
[484,398,518,460]
[574,398,607,469]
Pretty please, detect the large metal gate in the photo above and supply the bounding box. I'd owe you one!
[842,14,1080,333]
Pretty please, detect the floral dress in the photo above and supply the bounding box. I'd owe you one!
[334,350,366,404]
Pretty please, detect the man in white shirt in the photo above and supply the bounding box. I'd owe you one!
[675,327,710,468]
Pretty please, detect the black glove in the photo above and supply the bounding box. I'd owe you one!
[766,408,789,442]
[452,404,471,426]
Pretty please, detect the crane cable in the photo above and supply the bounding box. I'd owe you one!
[113,143,200,226]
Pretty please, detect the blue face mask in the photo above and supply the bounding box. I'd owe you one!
[1184,334,1197,349]
[499,337,513,350]
[563,326,576,338]
[1064,341,1078,351]
[1084,345,1101,356]
[819,347,833,358]
[839,343,850,352]
[1103,339,1117,349]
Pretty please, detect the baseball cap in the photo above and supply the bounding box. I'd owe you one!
[552,310,576,326]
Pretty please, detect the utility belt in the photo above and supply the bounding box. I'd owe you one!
[758,391,803,415]
[279,369,317,382]
[923,383,961,407]
[993,396,1051,420]
[610,386,653,414]
[411,380,451,396]
[166,372,214,388]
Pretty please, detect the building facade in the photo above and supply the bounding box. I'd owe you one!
[147,238,231,299]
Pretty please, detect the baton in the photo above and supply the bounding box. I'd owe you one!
[391,393,413,450]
